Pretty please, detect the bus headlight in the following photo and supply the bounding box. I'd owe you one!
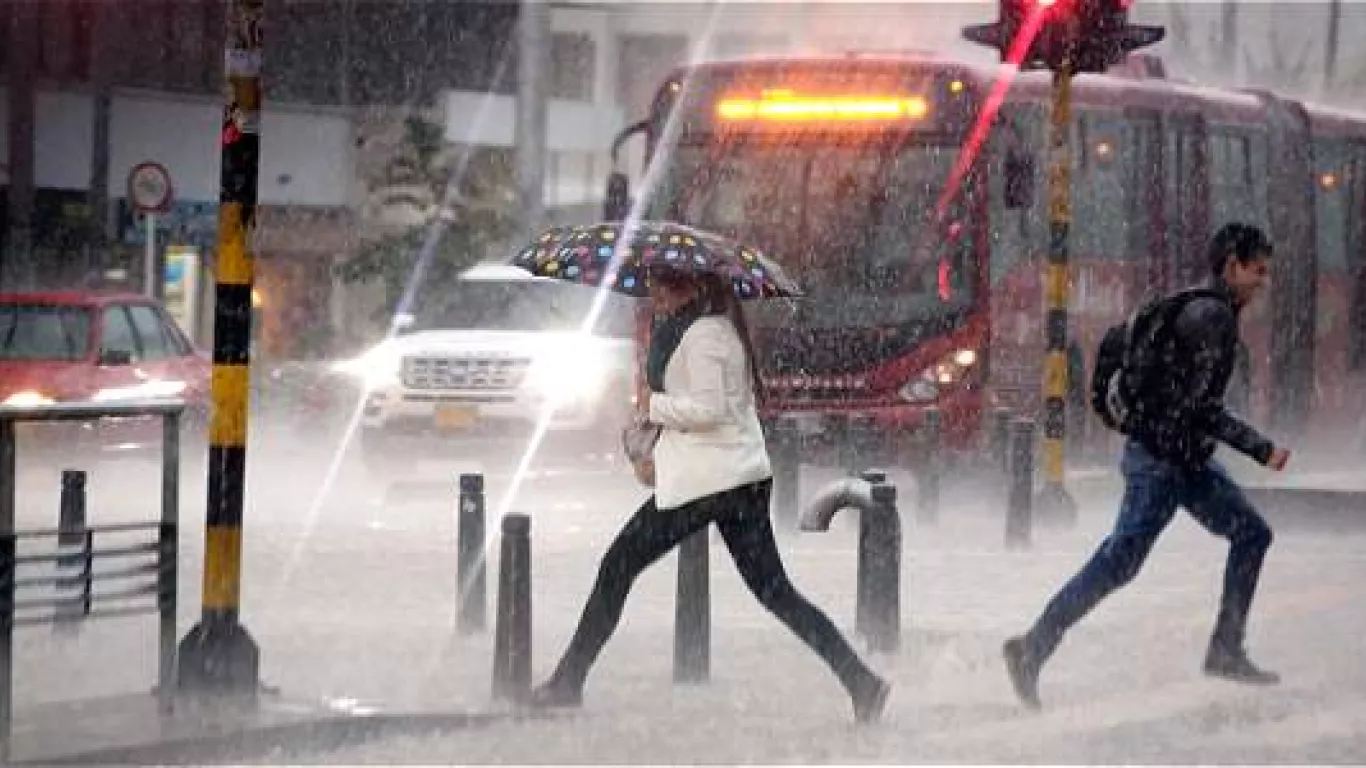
[898,348,978,403]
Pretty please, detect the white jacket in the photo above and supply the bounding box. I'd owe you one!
[647,315,773,510]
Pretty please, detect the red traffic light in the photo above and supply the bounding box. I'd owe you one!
[963,0,1164,73]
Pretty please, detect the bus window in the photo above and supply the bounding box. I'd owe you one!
[1073,114,1129,260]
[988,104,1045,287]
[650,136,978,330]
[1210,130,1262,237]
[1315,139,1351,274]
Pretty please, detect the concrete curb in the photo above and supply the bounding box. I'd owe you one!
[25,709,569,765]
[1244,487,1366,532]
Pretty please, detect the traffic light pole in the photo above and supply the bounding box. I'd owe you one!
[1036,67,1079,526]
[963,0,1163,530]
[177,0,262,697]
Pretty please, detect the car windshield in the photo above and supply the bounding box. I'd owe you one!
[649,137,977,329]
[0,303,93,361]
[410,279,635,337]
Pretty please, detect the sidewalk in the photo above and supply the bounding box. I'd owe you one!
[11,492,1366,763]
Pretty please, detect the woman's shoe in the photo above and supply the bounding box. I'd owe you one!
[528,679,584,709]
[852,675,891,723]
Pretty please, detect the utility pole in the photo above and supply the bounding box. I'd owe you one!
[1325,0,1342,90]
[88,0,114,286]
[516,0,550,237]
[177,0,263,698]
[4,0,38,290]
[1220,0,1239,84]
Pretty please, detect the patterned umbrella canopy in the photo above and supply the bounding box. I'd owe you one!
[509,220,803,300]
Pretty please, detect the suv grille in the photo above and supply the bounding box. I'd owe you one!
[401,355,531,390]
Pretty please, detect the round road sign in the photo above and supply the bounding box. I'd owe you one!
[127,161,174,214]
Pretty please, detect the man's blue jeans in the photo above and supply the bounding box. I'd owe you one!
[1025,439,1274,662]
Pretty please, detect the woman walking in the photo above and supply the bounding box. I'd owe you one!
[530,266,890,723]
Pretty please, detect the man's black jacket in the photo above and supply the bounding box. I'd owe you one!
[1127,278,1276,468]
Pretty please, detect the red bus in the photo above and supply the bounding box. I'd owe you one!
[604,53,1366,470]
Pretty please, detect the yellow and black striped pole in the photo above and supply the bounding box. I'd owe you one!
[1036,66,1079,525]
[178,0,262,695]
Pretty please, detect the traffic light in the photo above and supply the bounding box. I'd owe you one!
[962,0,1164,73]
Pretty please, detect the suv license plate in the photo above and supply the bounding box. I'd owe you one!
[434,405,478,430]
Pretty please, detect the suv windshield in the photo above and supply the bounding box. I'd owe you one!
[410,279,635,337]
[0,303,93,361]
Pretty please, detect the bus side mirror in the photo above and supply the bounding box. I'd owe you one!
[1004,151,1035,210]
[604,172,631,221]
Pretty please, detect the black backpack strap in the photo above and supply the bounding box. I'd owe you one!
[1158,287,1226,342]
[1119,287,1225,390]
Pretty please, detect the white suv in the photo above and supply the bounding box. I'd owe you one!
[333,264,637,479]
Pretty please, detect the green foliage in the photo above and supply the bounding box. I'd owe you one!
[336,114,519,319]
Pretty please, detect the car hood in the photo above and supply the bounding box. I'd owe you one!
[389,330,633,359]
[0,360,96,402]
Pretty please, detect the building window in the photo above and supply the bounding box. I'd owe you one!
[550,32,596,101]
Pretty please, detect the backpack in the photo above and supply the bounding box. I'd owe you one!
[1089,288,1222,433]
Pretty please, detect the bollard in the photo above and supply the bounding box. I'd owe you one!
[854,470,885,638]
[863,483,902,654]
[55,470,87,632]
[457,474,487,633]
[991,407,1012,472]
[157,521,178,713]
[771,420,800,532]
[491,514,532,703]
[917,408,942,526]
[57,470,86,567]
[802,474,901,654]
[673,531,710,683]
[1006,418,1035,550]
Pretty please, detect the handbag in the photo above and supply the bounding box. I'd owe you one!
[622,419,662,487]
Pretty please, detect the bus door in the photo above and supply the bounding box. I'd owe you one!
[1123,108,1166,298]
[1350,145,1366,376]
[1165,113,1210,292]
[987,100,1048,414]
[1259,93,1317,436]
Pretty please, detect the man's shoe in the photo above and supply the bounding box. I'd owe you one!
[528,679,584,709]
[1003,636,1043,710]
[1204,648,1280,686]
[852,675,891,724]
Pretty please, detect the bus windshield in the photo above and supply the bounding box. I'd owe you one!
[648,137,978,329]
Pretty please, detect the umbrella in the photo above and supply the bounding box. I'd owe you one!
[509,220,803,300]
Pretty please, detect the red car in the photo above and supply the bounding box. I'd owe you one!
[0,291,210,461]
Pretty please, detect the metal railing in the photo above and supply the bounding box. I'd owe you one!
[0,399,184,763]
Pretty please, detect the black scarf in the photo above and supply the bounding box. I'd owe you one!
[646,298,720,393]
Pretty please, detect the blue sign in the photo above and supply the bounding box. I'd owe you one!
[120,199,218,247]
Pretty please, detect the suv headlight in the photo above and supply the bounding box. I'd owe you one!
[331,344,401,389]
[524,345,610,404]
[898,349,978,403]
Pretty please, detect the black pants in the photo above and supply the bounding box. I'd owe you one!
[547,478,875,694]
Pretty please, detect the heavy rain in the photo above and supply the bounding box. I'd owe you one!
[2,0,1366,763]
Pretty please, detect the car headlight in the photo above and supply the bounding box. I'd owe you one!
[330,344,401,389]
[92,380,187,402]
[898,349,978,403]
[525,346,610,403]
[2,391,56,407]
